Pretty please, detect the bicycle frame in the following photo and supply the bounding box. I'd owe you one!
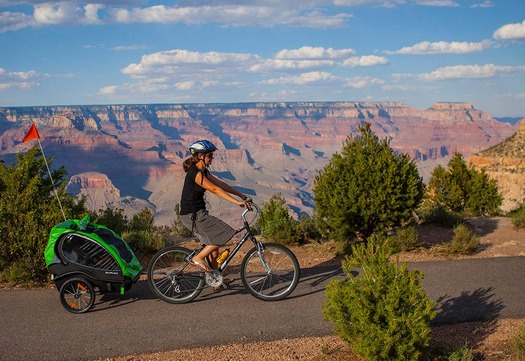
[184,206,264,275]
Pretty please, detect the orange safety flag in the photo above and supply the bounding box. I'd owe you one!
[22,123,40,143]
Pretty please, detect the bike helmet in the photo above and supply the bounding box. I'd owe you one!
[189,140,218,155]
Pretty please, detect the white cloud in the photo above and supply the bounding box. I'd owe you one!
[122,49,261,79]
[388,40,491,55]
[111,3,349,28]
[414,0,459,6]
[250,59,335,72]
[112,44,148,51]
[99,85,117,94]
[118,49,262,97]
[331,0,461,7]
[333,0,405,7]
[109,45,393,98]
[0,67,42,90]
[342,55,389,67]
[175,80,195,90]
[261,71,335,85]
[493,20,525,42]
[275,46,355,60]
[470,1,494,8]
[259,71,385,90]
[83,3,102,24]
[0,1,104,31]
[34,2,81,25]
[0,1,352,32]
[0,9,34,32]
[418,64,525,80]
[344,76,385,88]
[251,46,358,72]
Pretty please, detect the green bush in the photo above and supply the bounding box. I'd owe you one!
[427,153,502,216]
[323,237,436,361]
[447,342,475,361]
[255,193,296,244]
[0,148,86,285]
[388,225,419,253]
[512,322,525,360]
[313,122,424,244]
[121,229,165,253]
[130,208,155,232]
[294,215,321,243]
[417,203,463,227]
[171,203,194,237]
[509,205,525,230]
[90,207,129,235]
[448,223,479,255]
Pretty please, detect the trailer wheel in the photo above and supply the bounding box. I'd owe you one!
[59,277,95,314]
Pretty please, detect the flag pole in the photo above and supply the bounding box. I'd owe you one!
[30,123,67,221]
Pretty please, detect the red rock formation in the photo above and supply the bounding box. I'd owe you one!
[0,102,517,225]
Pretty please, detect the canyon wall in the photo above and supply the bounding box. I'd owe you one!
[0,102,518,225]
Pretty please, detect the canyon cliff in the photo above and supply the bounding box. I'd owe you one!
[0,102,518,225]
[469,118,525,212]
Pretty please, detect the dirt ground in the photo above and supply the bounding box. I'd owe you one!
[103,216,525,361]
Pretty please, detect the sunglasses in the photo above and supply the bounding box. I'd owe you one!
[205,153,214,159]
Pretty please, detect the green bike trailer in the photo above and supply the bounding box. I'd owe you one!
[45,215,143,313]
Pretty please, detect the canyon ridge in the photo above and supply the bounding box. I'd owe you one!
[0,101,521,225]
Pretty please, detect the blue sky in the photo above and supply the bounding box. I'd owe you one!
[0,0,524,117]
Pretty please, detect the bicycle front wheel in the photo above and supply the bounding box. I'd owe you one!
[147,246,204,304]
[240,243,300,301]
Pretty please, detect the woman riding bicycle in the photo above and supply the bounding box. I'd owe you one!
[179,140,250,273]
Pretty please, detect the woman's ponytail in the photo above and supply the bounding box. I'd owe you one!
[183,156,199,172]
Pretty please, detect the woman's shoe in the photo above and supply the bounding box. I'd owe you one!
[192,259,212,272]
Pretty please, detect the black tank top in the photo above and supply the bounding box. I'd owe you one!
[180,165,208,215]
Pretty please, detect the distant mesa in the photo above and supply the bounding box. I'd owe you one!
[0,102,518,224]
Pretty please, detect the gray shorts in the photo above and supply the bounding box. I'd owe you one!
[180,210,236,246]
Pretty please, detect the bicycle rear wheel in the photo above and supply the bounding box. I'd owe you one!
[240,243,300,301]
[147,246,204,304]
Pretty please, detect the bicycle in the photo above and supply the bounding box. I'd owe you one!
[147,199,300,304]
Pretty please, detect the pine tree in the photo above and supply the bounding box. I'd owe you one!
[0,147,86,284]
[427,152,502,216]
[255,193,296,244]
[313,123,424,243]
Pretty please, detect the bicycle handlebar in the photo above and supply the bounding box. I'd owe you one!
[241,197,259,224]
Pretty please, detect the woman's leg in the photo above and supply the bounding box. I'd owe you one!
[192,245,219,272]
[207,249,219,270]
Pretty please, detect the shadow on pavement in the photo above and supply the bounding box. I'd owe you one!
[433,286,504,348]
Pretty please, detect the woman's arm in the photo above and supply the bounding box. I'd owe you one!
[195,171,246,206]
[207,173,247,199]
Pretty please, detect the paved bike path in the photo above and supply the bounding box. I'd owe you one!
[0,257,523,361]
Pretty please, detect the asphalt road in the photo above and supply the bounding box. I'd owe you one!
[1,256,524,361]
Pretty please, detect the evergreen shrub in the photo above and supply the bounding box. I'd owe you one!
[0,148,86,285]
[255,193,296,244]
[447,342,475,361]
[512,322,525,360]
[427,153,502,216]
[448,223,479,255]
[417,203,463,227]
[323,237,436,361]
[313,123,424,245]
[509,204,525,230]
[388,225,419,253]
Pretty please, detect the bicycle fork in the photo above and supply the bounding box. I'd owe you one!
[256,242,272,274]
